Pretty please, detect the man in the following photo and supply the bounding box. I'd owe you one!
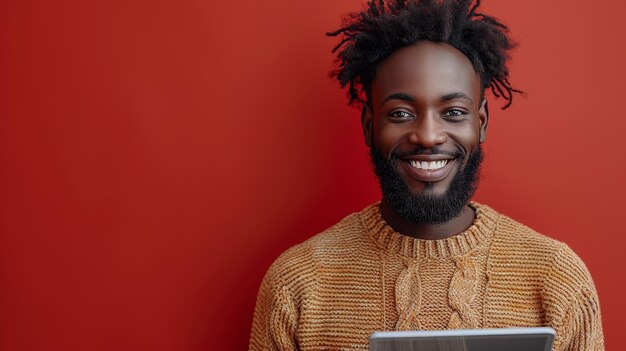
[249,1,604,350]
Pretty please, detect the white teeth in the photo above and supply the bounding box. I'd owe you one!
[409,160,449,170]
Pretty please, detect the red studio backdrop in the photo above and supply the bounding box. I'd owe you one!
[1,1,625,350]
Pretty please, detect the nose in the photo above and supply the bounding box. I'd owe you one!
[406,113,447,148]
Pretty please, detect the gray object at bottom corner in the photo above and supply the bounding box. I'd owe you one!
[369,327,556,351]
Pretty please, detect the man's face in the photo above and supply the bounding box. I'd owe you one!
[362,41,488,225]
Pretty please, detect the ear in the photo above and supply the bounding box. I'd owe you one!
[479,99,489,143]
[361,104,374,147]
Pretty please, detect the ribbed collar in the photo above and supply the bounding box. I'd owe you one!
[360,201,500,259]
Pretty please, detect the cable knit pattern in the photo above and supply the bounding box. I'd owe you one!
[447,254,479,329]
[394,258,422,330]
[249,202,604,351]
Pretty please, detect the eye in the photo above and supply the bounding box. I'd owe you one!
[442,108,467,120]
[389,110,414,120]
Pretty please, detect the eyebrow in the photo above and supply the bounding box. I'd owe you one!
[380,91,474,107]
[441,92,474,105]
[380,93,414,107]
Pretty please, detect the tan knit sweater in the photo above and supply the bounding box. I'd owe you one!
[249,202,604,351]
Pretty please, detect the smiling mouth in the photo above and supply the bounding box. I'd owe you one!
[400,157,457,183]
[408,159,450,171]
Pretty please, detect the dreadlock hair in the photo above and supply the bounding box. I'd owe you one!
[327,0,522,109]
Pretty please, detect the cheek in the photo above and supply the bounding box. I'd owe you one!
[373,124,406,152]
[448,123,481,152]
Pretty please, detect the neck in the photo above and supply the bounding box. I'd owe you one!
[380,199,476,240]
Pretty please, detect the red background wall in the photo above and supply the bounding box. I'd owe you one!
[1,1,624,350]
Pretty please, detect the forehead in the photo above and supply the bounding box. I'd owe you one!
[372,41,481,103]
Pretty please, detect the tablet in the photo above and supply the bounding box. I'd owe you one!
[369,327,555,351]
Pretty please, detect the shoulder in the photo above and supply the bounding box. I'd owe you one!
[476,204,604,348]
[480,203,563,253]
[261,204,375,293]
[480,202,597,297]
[477,203,567,265]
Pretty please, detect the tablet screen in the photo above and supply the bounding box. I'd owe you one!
[369,327,555,351]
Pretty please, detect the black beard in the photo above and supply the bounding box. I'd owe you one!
[370,145,483,226]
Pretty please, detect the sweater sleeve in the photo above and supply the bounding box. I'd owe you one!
[248,262,299,351]
[557,287,604,351]
[543,244,604,351]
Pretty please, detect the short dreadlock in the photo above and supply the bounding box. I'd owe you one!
[327,0,521,109]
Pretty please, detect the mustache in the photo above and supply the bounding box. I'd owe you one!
[390,146,463,160]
